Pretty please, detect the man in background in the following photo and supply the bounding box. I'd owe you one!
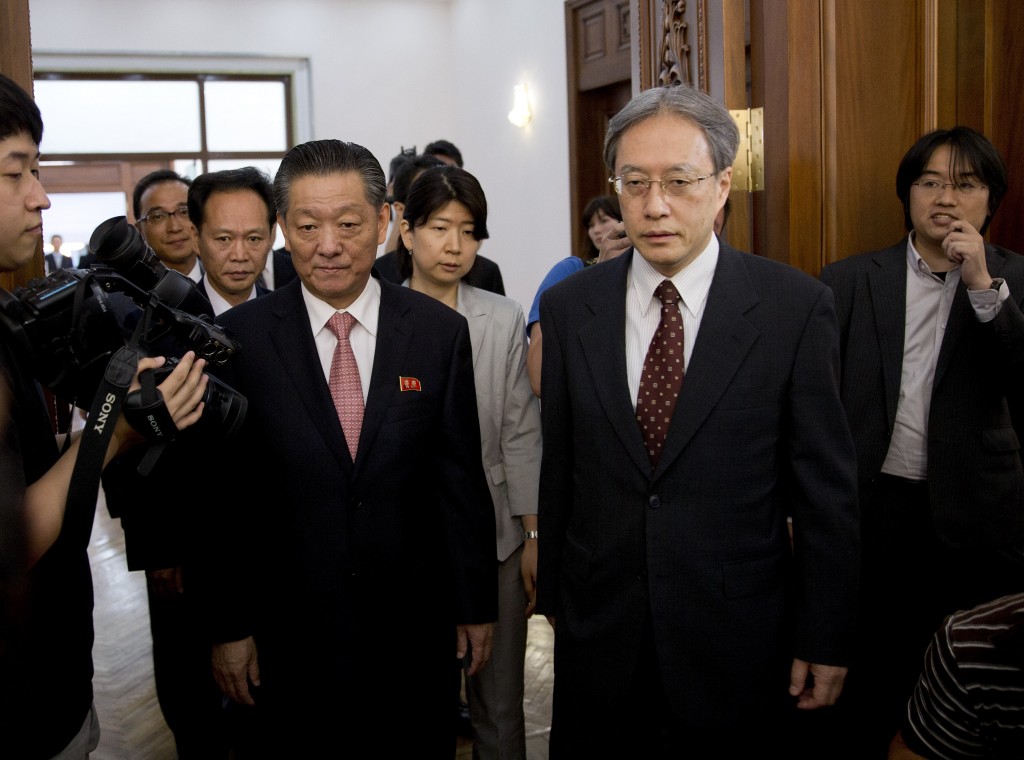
[189,167,274,315]
[44,232,68,272]
[821,126,1024,758]
[103,165,279,758]
[424,138,464,168]
[134,169,201,282]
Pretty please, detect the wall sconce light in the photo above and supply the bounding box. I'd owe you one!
[508,83,532,128]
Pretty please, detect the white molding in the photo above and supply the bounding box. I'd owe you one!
[32,51,313,145]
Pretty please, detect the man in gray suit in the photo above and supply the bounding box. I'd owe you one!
[821,126,1024,758]
[536,84,859,756]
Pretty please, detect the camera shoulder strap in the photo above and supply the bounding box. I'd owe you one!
[60,345,138,551]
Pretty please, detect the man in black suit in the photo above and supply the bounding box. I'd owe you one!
[105,166,279,758]
[536,84,859,756]
[189,167,274,316]
[820,126,1024,758]
[199,139,497,756]
[43,233,69,272]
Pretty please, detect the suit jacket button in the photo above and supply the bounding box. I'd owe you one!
[648,495,661,509]
[637,571,648,581]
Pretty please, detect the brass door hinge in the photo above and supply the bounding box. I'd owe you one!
[729,107,764,192]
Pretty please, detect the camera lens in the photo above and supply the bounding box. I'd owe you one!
[89,216,165,291]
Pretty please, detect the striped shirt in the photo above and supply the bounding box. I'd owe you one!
[903,593,1024,759]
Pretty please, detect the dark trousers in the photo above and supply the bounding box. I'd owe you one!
[146,573,231,760]
[549,609,791,759]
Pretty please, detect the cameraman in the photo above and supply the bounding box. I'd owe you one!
[0,73,209,760]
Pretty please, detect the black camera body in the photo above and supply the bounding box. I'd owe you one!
[0,216,247,440]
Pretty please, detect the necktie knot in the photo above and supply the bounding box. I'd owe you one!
[328,311,356,340]
[655,279,680,306]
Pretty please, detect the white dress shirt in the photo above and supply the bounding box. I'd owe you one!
[302,277,380,404]
[626,236,719,408]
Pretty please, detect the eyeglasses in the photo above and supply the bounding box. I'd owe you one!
[911,179,987,197]
[610,172,715,198]
[138,207,190,224]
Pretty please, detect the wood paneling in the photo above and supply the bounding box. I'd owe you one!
[566,0,632,259]
[0,0,43,293]
[985,1,1024,254]
[575,0,633,91]
[826,0,923,265]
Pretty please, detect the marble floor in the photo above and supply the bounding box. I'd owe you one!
[89,500,553,759]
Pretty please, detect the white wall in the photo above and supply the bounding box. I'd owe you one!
[28,0,572,313]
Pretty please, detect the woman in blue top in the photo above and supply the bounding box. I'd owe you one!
[526,194,630,395]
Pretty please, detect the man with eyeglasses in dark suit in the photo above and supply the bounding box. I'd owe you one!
[134,169,201,282]
[821,126,1024,759]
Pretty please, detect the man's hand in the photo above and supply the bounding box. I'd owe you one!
[456,622,494,676]
[789,659,847,709]
[146,566,184,598]
[942,219,990,290]
[212,636,260,706]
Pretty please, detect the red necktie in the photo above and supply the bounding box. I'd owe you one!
[327,312,364,460]
[636,280,685,470]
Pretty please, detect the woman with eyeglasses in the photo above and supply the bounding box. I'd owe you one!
[397,165,540,759]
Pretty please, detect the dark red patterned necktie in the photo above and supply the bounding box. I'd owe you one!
[636,280,685,470]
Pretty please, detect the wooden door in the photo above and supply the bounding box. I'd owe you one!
[0,0,41,293]
[566,0,633,259]
[635,0,1024,275]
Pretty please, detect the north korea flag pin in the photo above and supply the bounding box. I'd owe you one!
[399,376,422,392]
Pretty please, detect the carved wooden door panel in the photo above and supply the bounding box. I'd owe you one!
[633,0,1024,274]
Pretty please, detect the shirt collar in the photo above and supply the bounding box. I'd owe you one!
[629,234,719,317]
[302,275,381,338]
[202,274,257,317]
[906,232,959,282]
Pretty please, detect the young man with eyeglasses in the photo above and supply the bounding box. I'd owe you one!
[536,84,859,756]
[133,169,201,281]
[820,126,1024,759]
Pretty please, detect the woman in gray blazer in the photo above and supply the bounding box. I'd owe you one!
[398,166,541,759]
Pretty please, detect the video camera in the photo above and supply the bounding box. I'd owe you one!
[0,215,246,441]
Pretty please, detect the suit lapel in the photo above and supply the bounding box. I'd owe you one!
[867,245,908,431]
[354,279,415,478]
[268,284,353,473]
[458,282,488,370]
[655,247,759,478]
[578,254,651,475]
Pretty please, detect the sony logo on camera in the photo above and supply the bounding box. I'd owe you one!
[146,414,164,438]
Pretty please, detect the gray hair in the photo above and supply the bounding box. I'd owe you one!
[604,85,740,175]
[274,139,387,217]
